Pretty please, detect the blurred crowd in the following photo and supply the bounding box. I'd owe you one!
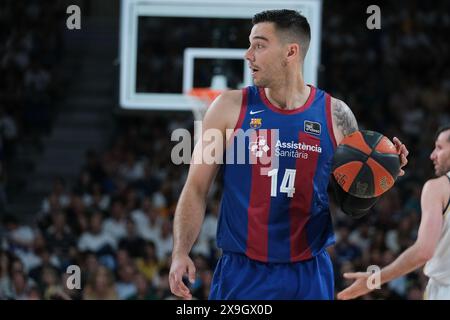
[1,0,449,300]
[1,115,218,300]
[323,0,449,299]
[0,0,65,210]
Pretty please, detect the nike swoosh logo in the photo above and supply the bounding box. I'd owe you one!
[250,110,264,115]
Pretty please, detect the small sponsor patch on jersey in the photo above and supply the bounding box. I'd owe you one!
[304,120,321,135]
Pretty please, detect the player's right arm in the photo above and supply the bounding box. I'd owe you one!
[169,90,242,299]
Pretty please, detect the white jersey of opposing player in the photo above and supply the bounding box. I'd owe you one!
[423,172,450,298]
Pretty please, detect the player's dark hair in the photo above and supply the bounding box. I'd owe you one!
[252,9,311,58]
[435,124,450,142]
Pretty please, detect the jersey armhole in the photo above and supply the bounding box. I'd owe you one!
[233,87,248,132]
[224,87,248,151]
[443,174,450,215]
[325,93,337,149]
[443,198,450,216]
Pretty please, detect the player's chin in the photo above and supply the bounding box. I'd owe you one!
[253,78,266,87]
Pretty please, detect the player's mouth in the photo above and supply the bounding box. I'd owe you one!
[249,65,260,76]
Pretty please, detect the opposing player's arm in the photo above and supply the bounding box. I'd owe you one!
[170,90,242,299]
[330,97,359,145]
[379,177,446,282]
[337,177,447,300]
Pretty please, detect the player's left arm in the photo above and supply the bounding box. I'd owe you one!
[330,97,358,145]
[337,177,447,300]
[330,97,408,175]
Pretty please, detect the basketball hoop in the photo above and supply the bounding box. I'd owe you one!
[188,87,223,120]
[188,88,223,143]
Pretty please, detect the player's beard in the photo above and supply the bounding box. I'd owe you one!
[254,58,286,88]
[254,68,282,88]
[254,76,269,87]
[435,161,450,176]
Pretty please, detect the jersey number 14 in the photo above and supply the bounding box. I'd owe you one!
[267,169,296,198]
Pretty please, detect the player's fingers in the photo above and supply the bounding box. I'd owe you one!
[343,272,366,279]
[400,144,409,157]
[337,292,355,300]
[337,287,355,300]
[393,137,405,154]
[401,154,408,166]
[169,269,192,299]
[398,168,405,177]
[343,272,357,279]
[187,260,197,284]
[174,275,191,298]
[400,153,408,167]
[176,279,192,299]
[336,291,347,300]
[169,271,182,296]
[393,137,402,147]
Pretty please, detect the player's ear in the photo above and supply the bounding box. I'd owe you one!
[286,43,299,61]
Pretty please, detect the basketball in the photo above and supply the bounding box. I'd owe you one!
[332,130,401,199]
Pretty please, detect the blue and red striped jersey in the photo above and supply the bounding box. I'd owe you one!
[217,85,337,263]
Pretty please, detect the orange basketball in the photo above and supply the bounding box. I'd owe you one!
[332,130,400,198]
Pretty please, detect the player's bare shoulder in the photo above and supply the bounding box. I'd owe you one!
[205,89,243,131]
[423,175,450,207]
[330,96,358,144]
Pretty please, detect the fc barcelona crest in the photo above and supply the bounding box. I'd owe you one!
[250,118,262,129]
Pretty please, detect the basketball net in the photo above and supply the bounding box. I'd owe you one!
[188,74,227,142]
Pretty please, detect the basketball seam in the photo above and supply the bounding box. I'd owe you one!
[342,145,370,161]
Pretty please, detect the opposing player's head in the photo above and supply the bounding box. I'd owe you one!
[246,9,311,87]
[430,124,450,176]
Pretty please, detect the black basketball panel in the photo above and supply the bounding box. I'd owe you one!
[332,144,369,171]
[361,130,383,149]
[348,163,375,198]
[370,151,401,178]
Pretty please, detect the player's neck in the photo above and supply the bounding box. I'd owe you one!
[265,72,310,110]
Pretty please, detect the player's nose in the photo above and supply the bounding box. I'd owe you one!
[430,149,436,160]
[245,47,254,62]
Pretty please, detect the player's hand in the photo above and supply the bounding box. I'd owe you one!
[169,254,196,300]
[393,137,409,176]
[336,272,373,300]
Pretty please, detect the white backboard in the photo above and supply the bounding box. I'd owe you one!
[120,0,323,110]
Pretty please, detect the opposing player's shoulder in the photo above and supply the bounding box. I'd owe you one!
[423,176,450,194]
[422,176,450,209]
[205,89,244,130]
[329,96,358,144]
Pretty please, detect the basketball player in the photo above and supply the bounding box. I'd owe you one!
[338,125,450,300]
[169,9,409,300]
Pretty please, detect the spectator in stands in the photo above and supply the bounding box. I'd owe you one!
[44,212,76,267]
[78,212,116,259]
[83,266,118,300]
[118,218,145,258]
[135,241,159,284]
[115,263,137,299]
[127,272,156,300]
[102,197,127,242]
